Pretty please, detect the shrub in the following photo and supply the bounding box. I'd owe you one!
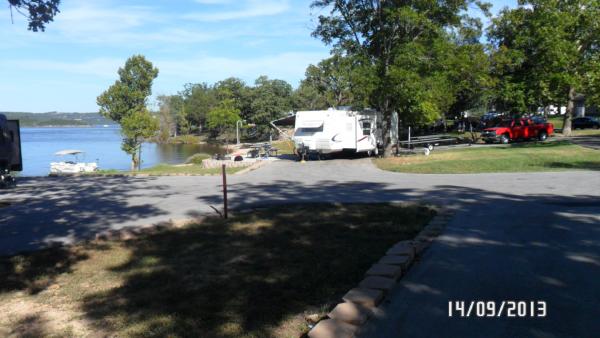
[186,153,210,165]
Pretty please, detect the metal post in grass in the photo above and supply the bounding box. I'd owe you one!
[222,164,228,219]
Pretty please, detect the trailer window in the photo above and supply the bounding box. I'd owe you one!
[295,126,323,135]
[362,122,371,136]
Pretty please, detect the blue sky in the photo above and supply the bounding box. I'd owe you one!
[0,0,517,112]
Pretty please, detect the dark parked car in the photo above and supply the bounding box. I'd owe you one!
[572,116,600,129]
[531,115,547,124]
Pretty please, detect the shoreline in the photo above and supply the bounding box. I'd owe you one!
[20,125,119,128]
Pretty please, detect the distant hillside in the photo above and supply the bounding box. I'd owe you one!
[0,112,117,127]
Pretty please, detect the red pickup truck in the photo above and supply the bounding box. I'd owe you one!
[481,118,554,144]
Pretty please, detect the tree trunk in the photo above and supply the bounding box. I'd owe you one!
[137,145,142,171]
[381,100,394,157]
[131,152,138,171]
[563,87,575,136]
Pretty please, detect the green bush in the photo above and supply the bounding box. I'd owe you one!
[185,153,211,165]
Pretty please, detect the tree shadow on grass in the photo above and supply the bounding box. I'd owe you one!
[0,242,113,295]
[80,203,434,338]
[546,161,600,171]
[5,314,49,338]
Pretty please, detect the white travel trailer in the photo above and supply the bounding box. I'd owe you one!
[292,107,398,157]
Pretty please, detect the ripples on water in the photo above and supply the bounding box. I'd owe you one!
[19,127,223,176]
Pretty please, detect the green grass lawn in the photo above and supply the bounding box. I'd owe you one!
[375,141,600,174]
[270,140,296,155]
[138,164,245,175]
[547,116,564,129]
[0,203,434,338]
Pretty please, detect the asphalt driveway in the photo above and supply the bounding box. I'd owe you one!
[1,159,598,256]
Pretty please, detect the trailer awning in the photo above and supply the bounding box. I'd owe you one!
[298,120,324,128]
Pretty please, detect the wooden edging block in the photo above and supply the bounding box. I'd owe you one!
[365,263,403,280]
[378,254,412,271]
[386,241,415,258]
[359,276,396,292]
[342,288,384,308]
[412,239,430,254]
[328,302,371,326]
[308,318,358,338]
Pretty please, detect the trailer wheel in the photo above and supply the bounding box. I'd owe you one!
[427,144,434,151]
[423,148,430,156]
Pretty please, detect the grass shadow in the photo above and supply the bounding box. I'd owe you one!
[546,161,600,171]
[0,247,88,295]
[75,203,434,337]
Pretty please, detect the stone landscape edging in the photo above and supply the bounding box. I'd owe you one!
[46,159,267,178]
[307,207,455,338]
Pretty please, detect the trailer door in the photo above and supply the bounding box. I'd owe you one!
[356,118,376,152]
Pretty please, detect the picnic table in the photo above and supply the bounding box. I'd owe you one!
[248,143,278,158]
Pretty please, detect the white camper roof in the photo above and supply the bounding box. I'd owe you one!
[297,120,324,128]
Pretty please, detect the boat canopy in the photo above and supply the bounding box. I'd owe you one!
[54,150,84,156]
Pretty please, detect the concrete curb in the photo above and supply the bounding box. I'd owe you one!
[47,160,266,178]
[307,207,455,338]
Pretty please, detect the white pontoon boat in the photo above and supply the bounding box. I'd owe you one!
[50,150,98,174]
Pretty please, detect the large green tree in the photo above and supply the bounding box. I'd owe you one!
[7,0,60,31]
[311,0,489,156]
[156,95,185,141]
[120,109,159,170]
[249,76,293,137]
[97,55,159,171]
[303,54,354,108]
[214,77,252,121]
[179,83,217,133]
[206,96,241,141]
[489,0,600,135]
[292,79,329,110]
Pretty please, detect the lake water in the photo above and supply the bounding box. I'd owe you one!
[18,127,223,176]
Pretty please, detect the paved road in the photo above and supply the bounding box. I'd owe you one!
[1,157,599,336]
[1,159,598,256]
[571,134,600,149]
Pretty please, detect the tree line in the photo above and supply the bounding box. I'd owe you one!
[9,0,600,163]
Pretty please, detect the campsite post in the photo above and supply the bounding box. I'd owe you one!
[222,164,228,219]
